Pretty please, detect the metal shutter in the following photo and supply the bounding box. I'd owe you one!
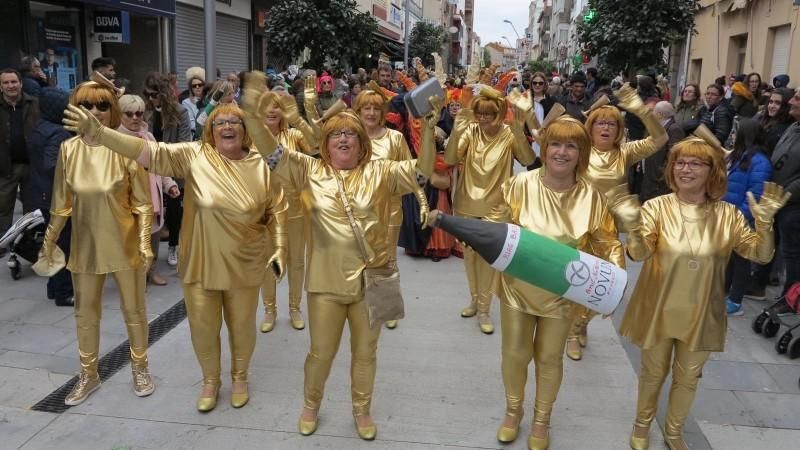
[175,4,205,88]
[174,5,250,88]
[770,25,790,81]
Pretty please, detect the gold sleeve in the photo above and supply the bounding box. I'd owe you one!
[144,141,201,179]
[386,160,426,196]
[733,214,775,265]
[274,149,312,193]
[444,118,470,165]
[621,137,658,166]
[266,174,288,251]
[626,199,658,261]
[128,160,154,261]
[588,201,626,269]
[511,127,535,166]
[50,143,73,217]
[291,118,319,152]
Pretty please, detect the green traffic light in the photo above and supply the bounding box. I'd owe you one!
[583,9,597,23]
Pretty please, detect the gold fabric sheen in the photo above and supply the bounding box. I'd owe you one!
[273,152,422,297]
[487,170,625,318]
[584,138,657,196]
[141,141,287,290]
[635,338,710,439]
[303,292,381,415]
[370,128,413,258]
[183,282,260,384]
[50,137,153,273]
[72,269,148,375]
[621,194,774,352]
[447,123,534,217]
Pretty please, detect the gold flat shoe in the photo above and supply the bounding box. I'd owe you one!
[260,311,276,333]
[629,426,650,450]
[528,433,549,450]
[663,436,688,450]
[289,309,305,330]
[298,410,318,436]
[196,383,220,412]
[354,415,377,440]
[231,381,249,408]
[478,313,494,334]
[384,319,398,329]
[461,303,477,317]
[496,412,523,443]
[566,337,582,361]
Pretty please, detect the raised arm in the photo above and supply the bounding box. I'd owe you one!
[444,109,472,165]
[280,94,319,152]
[265,175,288,281]
[587,201,625,269]
[510,105,535,166]
[735,182,791,264]
[616,84,667,164]
[241,73,280,159]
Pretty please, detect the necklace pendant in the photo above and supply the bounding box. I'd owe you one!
[688,259,700,271]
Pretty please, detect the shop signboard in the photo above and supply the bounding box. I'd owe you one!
[94,10,131,43]
[77,0,175,17]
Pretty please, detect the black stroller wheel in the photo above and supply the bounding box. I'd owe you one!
[788,337,800,359]
[752,312,768,334]
[10,264,21,280]
[763,317,781,338]
[776,332,793,354]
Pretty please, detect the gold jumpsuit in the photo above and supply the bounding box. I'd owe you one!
[487,169,623,426]
[621,194,774,438]
[50,136,153,376]
[272,150,424,415]
[261,128,316,317]
[370,128,413,265]
[569,138,658,348]
[139,141,287,385]
[445,123,535,315]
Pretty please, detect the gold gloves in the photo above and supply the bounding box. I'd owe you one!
[748,182,791,223]
[507,89,541,131]
[304,75,320,122]
[242,72,279,158]
[38,214,68,267]
[614,83,666,144]
[267,246,287,281]
[606,184,642,233]
[136,213,154,269]
[417,95,442,178]
[279,94,303,126]
[63,105,146,161]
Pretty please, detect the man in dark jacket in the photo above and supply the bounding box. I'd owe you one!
[0,68,39,241]
[559,72,593,122]
[27,87,73,306]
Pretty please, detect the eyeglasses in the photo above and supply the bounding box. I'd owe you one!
[79,101,111,112]
[594,120,618,129]
[674,160,710,171]
[531,81,545,86]
[328,129,358,139]
[191,83,204,89]
[144,91,159,99]
[211,118,244,128]
[124,111,144,118]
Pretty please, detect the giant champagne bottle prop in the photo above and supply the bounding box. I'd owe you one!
[432,212,627,314]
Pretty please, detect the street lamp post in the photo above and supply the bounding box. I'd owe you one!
[501,36,513,48]
[503,19,522,68]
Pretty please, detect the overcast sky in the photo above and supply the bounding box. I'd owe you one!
[472,0,531,48]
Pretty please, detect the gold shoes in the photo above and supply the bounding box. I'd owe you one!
[354,415,377,440]
[298,409,319,436]
[385,320,398,329]
[478,313,494,334]
[496,412,523,443]
[629,425,650,450]
[527,433,549,450]
[461,302,477,318]
[663,435,688,450]
[260,310,276,333]
[565,337,582,361]
[230,381,249,408]
[132,364,155,397]
[289,309,305,330]
[64,372,101,406]
[196,382,220,412]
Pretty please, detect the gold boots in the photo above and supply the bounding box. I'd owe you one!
[64,372,101,406]
[131,364,155,397]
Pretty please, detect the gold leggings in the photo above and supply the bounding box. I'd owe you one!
[72,269,148,375]
[568,305,598,340]
[303,293,382,416]
[635,339,710,439]
[500,303,572,425]
[183,282,260,385]
[463,244,497,313]
[262,216,305,312]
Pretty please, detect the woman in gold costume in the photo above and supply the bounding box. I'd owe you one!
[485,116,624,450]
[242,76,437,440]
[622,139,789,450]
[566,85,669,361]
[37,81,154,406]
[445,88,535,334]
[257,91,318,333]
[352,88,427,330]
[63,102,287,412]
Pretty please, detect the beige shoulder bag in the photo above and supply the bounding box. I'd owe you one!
[334,173,405,328]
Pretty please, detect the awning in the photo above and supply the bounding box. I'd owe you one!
[76,0,176,17]
[374,32,404,59]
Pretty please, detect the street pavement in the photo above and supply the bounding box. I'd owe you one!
[1,207,799,449]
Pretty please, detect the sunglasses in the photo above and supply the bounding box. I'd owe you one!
[79,101,111,112]
[532,81,545,86]
[124,111,144,118]
[191,83,204,88]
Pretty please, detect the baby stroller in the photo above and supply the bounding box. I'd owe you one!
[0,209,46,280]
[752,282,800,359]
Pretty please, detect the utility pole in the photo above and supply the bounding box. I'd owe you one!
[403,0,411,70]
[204,0,216,80]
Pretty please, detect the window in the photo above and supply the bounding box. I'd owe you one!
[689,58,702,84]
[28,1,85,91]
[727,34,747,76]
[389,4,402,26]
[767,25,790,81]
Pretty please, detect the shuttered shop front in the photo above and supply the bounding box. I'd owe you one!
[175,3,250,87]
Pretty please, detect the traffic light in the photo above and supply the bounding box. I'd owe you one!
[583,9,597,23]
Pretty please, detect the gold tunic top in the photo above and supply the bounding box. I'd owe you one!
[447,123,533,217]
[486,170,624,318]
[141,141,286,290]
[277,128,316,220]
[274,151,421,296]
[51,136,152,274]
[585,138,657,195]
[620,194,774,352]
[370,128,412,229]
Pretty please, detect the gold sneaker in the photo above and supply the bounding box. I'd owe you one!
[64,372,101,406]
[132,364,155,397]
[289,309,305,330]
[478,313,494,334]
